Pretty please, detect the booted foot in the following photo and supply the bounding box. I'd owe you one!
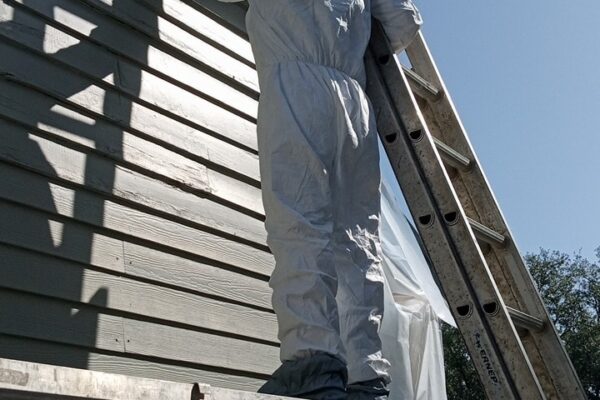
[347,378,389,400]
[258,352,347,399]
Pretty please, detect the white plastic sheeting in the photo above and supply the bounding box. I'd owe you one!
[378,144,456,399]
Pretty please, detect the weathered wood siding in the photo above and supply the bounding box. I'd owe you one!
[0,0,276,391]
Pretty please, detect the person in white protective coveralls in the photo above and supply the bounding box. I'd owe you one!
[218,1,422,398]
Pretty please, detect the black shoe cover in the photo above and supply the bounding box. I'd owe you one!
[258,352,347,399]
[347,378,389,400]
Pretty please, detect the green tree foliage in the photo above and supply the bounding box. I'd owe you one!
[443,247,600,399]
[442,323,485,399]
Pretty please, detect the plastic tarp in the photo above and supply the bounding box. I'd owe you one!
[378,142,456,399]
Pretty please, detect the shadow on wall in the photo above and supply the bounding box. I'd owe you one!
[0,0,160,368]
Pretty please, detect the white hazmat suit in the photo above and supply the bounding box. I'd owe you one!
[219,1,422,398]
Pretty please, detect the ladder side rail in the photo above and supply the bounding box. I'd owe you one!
[366,51,518,399]
[404,33,586,399]
[405,32,550,313]
[366,22,545,400]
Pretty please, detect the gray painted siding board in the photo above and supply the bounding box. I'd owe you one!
[0,32,259,157]
[0,100,266,245]
[0,243,277,341]
[2,0,258,119]
[0,336,266,391]
[13,0,259,94]
[0,82,211,196]
[0,77,261,190]
[0,200,125,273]
[78,0,259,90]
[0,3,258,133]
[0,179,269,313]
[124,320,278,376]
[141,0,254,64]
[81,0,258,91]
[0,201,270,312]
[124,242,272,310]
[0,160,274,276]
[207,170,264,218]
[0,0,278,387]
[189,0,248,34]
[0,290,278,375]
[0,290,125,353]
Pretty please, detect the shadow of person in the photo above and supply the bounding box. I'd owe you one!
[0,0,161,368]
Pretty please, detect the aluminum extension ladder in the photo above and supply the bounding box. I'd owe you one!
[365,22,586,400]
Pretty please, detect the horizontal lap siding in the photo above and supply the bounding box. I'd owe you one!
[0,0,275,390]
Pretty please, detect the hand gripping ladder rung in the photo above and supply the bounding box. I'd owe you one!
[365,21,586,400]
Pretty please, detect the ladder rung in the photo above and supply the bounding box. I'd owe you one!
[402,65,443,101]
[433,138,472,170]
[507,306,545,332]
[467,218,506,247]
[369,24,586,398]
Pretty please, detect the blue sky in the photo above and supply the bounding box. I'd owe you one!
[403,1,600,259]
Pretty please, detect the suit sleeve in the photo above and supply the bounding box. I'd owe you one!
[371,0,423,53]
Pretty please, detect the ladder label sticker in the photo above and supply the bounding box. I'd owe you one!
[474,332,500,385]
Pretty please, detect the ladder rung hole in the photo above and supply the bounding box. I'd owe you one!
[385,132,398,143]
[483,302,499,315]
[409,129,423,141]
[456,304,471,317]
[444,211,459,225]
[378,54,391,65]
[418,214,433,226]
